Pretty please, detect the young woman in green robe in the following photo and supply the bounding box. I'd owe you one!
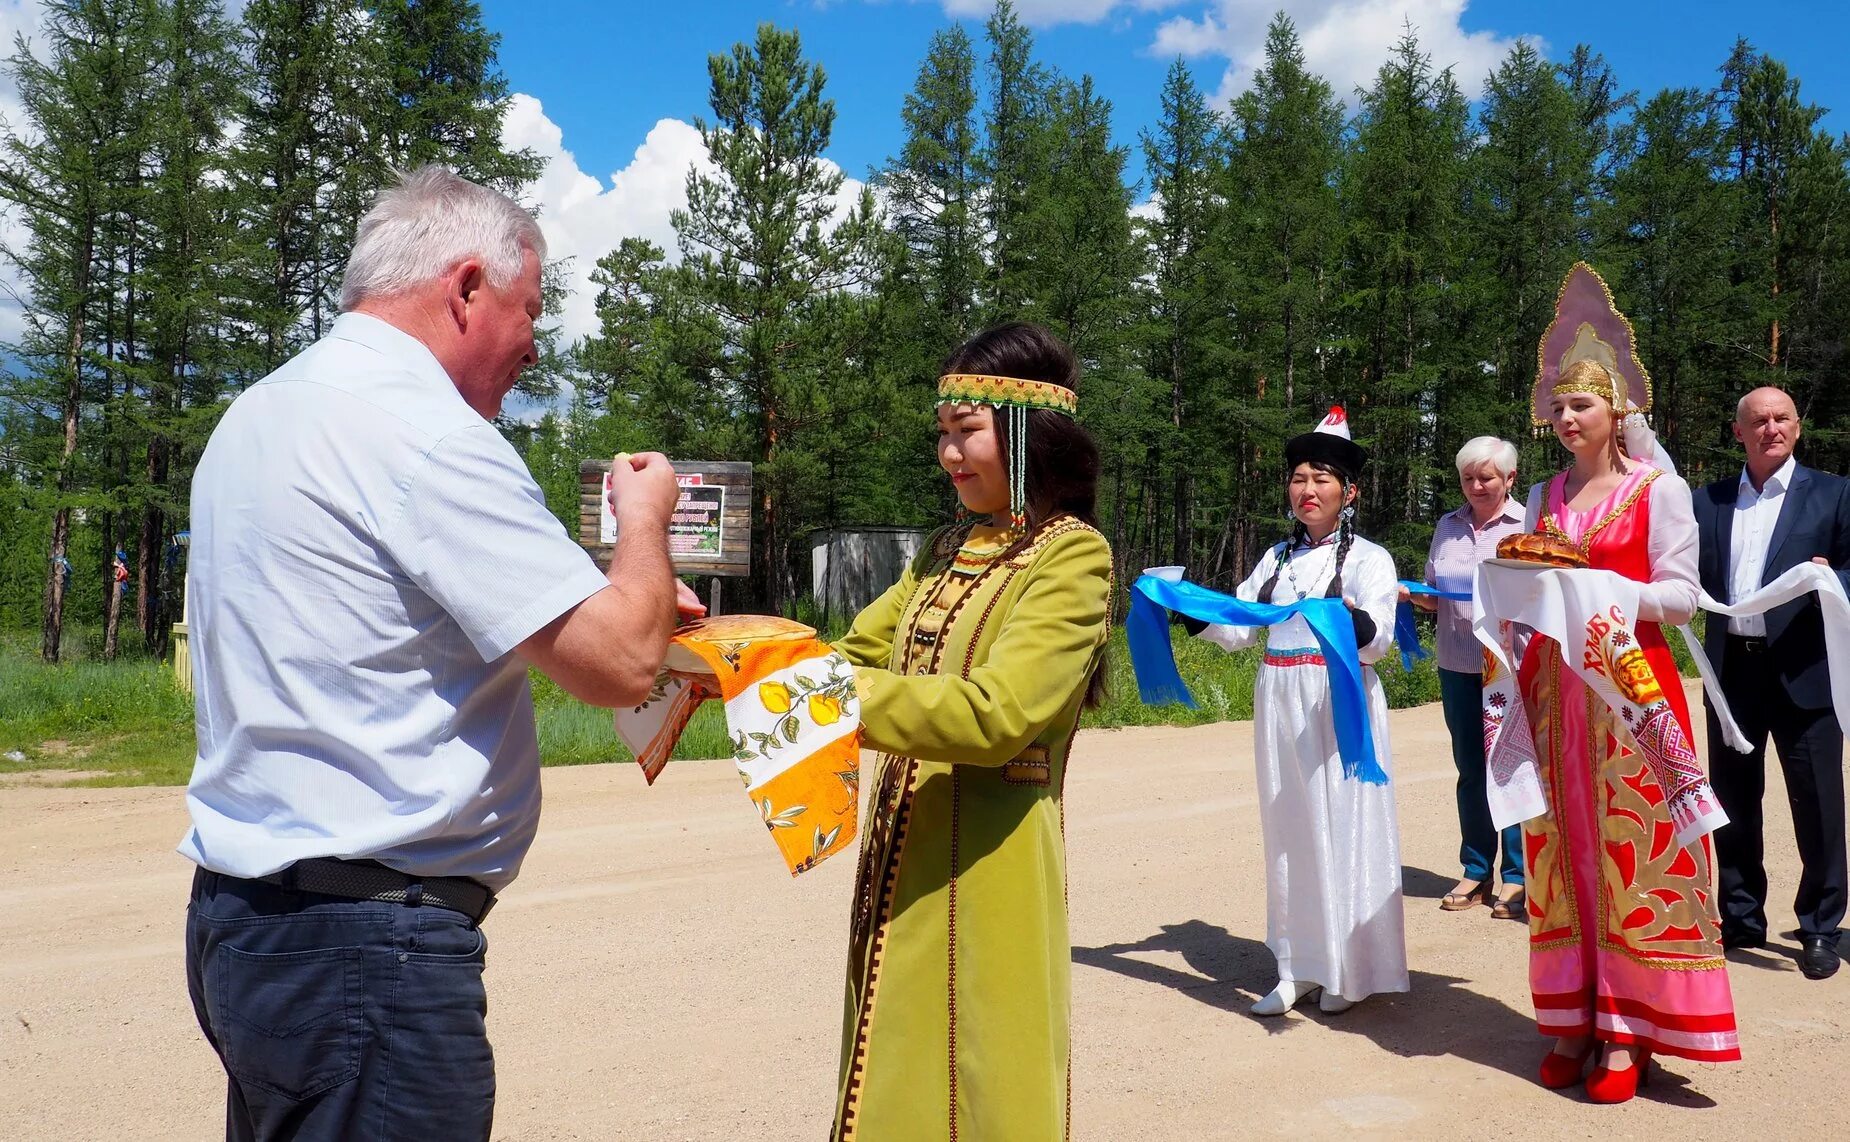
[829,323,1114,1142]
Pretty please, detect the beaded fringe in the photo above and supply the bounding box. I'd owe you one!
[1007,403,1028,530]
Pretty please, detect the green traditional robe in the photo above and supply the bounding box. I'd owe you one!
[829,514,1113,1142]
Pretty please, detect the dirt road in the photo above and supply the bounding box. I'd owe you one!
[4,686,1845,1139]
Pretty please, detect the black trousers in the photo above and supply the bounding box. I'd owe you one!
[186,868,494,1141]
[1706,636,1848,940]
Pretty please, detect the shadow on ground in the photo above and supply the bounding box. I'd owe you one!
[1074,919,1718,1106]
[1400,865,1459,900]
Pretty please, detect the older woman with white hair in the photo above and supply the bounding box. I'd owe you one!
[1407,435,1528,917]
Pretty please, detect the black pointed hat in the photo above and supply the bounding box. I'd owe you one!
[1284,406,1367,482]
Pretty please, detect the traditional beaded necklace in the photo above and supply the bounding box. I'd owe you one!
[1283,536,1339,600]
[951,525,1015,576]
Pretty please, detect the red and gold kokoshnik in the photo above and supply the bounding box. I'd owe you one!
[936,373,1078,416]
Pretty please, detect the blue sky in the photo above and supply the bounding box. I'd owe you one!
[478,0,1849,347]
[485,0,1848,187]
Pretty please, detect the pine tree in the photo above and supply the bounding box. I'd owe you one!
[1340,27,1474,565]
[370,0,542,190]
[1602,87,1735,481]
[976,0,1046,319]
[0,0,155,661]
[1729,52,1824,374]
[1014,73,1146,575]
[229,0,379,370]
[132,0,241,653]
[864,25,989,530]
[1467,39,1588,458]
[1138,58,1220,568]
[1021,75,1137,356]
[575,237,668,407]
[882,25,982,345]
[1222,14,1345,574]
[673,23,879,607]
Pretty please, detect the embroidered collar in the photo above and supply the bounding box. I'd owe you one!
[951,524,1018,575]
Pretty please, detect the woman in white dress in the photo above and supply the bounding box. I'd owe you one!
[1183,407,1410,1014]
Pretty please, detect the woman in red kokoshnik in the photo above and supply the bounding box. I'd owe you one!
[1517,264,1739,1102]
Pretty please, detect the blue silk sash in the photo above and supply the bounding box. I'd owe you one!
[1393,580,1470,671]
[1127,574,1387,784]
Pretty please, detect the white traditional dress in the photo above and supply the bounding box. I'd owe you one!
[1196,534,1410,1002]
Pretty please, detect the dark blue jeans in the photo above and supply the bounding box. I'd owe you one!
[185,867,494,1141]
[1439,668,1525,886]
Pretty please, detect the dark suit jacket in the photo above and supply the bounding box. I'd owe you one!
[1693,462,1850,710]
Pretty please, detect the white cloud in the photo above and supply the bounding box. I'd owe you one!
[947,0,1191,21]
[504,93,868,349]
[0,0,47,345]
[939,0,1189,22]
[503,97,713,347]
[1151,1,1532,109]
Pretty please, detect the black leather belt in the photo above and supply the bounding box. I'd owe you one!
[259,858,495,923]
[1727,634,1769,655]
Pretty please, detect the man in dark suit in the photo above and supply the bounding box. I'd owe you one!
[1693,386,1850,980]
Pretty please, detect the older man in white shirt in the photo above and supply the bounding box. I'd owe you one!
[1693,386,1850,981]
[181,167,700,1140]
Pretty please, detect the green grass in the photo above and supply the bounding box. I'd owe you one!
[1080,626,1442,730]
[0,633,198,785]
[0,635,748,786]
[530,670,737,768]
[0,621,1501,788]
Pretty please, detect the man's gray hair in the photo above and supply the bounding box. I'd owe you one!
[339,166,546,311]
[1455,435,1519,478]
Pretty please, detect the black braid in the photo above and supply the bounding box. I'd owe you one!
[1258,520,1307,604]
[1325,509,1356,599]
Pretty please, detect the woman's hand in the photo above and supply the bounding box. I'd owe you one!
[1169,609,1208,636]
[1343,597,1377,649]
[1401,583,1439,612]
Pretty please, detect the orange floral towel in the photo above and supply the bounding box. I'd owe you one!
[614,637,860,876]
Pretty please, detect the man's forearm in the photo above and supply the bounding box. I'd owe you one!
[606,512,678,657]
[518,511,679,708]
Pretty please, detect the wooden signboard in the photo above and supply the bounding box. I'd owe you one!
[579,459,752,579]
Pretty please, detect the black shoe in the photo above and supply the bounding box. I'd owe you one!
[1722,929,1766,951]
[1798,934,1841,980]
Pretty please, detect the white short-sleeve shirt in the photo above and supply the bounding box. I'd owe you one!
[178,313,611,891]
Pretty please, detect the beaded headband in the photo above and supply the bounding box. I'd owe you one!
[936,373,1078,531]
[936,373,1078,417]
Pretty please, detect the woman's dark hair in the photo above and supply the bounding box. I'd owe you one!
[940,322,1100,529]
[941,322,1106,707]
[1257,459,1358,604]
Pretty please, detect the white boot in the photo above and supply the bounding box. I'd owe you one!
[1251,979,1319,1016]
[1317,991,1356,1014]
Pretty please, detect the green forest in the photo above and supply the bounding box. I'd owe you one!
[3,0,1847,666]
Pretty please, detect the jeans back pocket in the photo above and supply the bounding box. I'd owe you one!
[212,943,364,1101]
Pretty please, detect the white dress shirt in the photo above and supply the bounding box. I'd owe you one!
[179,314,611,891]
[1728,455,1797,637]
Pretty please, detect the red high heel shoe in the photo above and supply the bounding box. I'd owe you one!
[1538,1042,1595,1089]
[1586,1048,1652,1104]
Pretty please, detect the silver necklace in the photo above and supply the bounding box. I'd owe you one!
[1283,539,1338,600]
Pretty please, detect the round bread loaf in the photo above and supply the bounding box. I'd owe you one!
[664,614,818,675]
[1495,532,1588,569]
